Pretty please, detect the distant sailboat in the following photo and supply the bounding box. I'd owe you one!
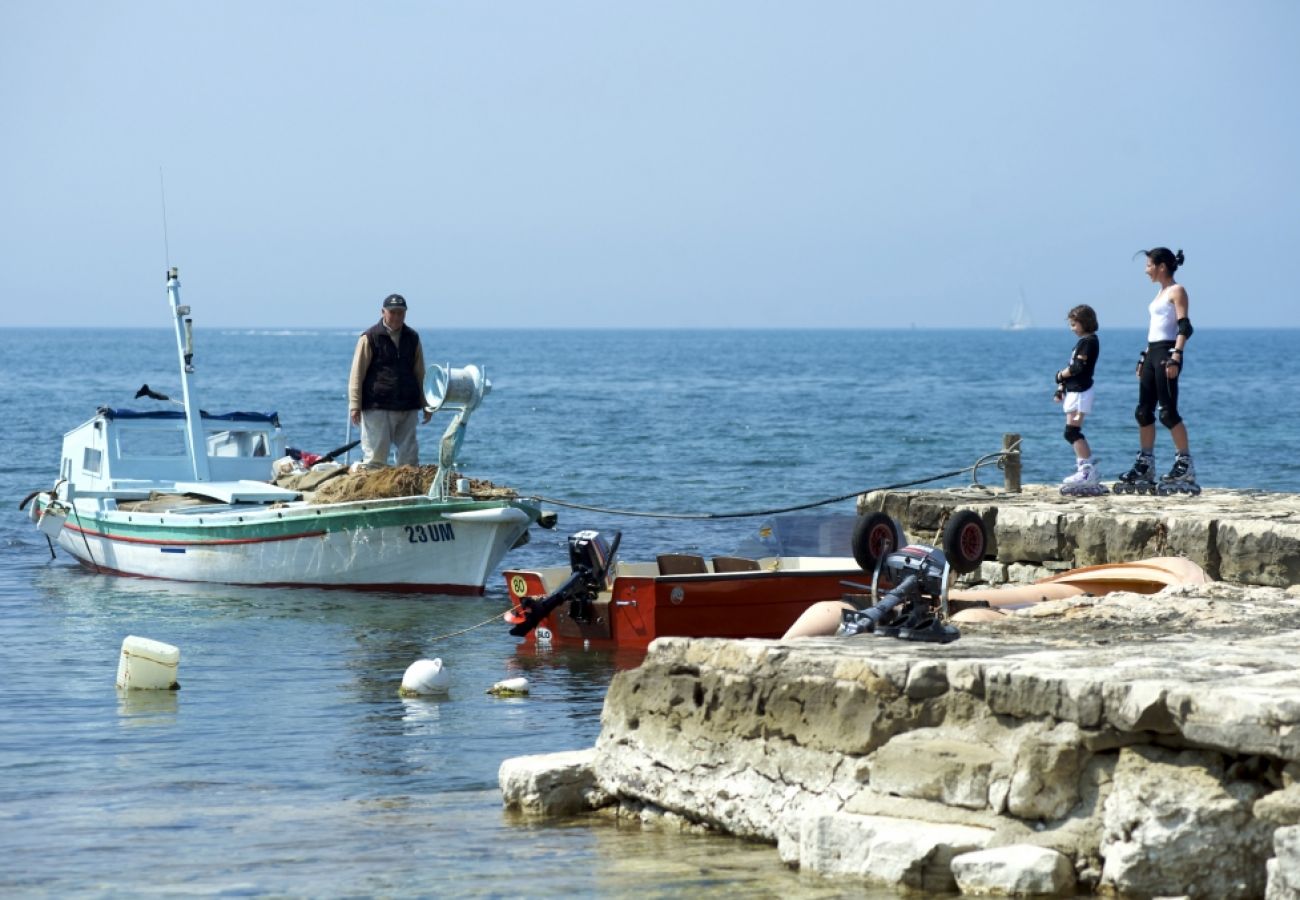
[1005,288,1032,331]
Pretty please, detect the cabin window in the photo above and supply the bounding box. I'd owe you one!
[207,430,270,458]
[117,428,189,458]
[82,447,102,475]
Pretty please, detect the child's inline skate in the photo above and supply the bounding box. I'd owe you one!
[1060,457,1108,496]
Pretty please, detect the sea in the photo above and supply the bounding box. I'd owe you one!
[2,325,1298,897]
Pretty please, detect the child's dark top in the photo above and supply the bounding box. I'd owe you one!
[1059,334,1100,392]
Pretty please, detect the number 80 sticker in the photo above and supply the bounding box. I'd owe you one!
[510,575,529,597]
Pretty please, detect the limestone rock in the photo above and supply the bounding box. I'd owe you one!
[1217,518,1300,586]
[794,811,992,891]
[868,730,1005,810]
[951,844,1076,896]
[1099,745,1272,899]
[499,748,610,816]
[1006,721,1088,822]
[1267,825,1300,900]
[1257,785,1300,827]
[994,507,1062,563]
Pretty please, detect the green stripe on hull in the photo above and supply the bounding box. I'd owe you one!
[68,498,537,543]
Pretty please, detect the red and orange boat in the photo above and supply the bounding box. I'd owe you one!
[503,532,864,648]
[502,512,990,648]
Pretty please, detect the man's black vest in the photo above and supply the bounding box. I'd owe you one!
[361,322,422,410]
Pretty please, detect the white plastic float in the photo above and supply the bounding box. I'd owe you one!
[486,676,529,697]
[399,658,451,696]
[116,635,181,690]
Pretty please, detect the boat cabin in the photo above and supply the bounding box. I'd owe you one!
[60,408,290,503]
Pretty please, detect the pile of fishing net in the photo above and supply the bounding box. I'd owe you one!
[302,465,517,504]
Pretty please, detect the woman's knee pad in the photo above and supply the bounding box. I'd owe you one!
[1064,425,1084,445]
[1159,406,1183,429]
[1135,405,1156,427]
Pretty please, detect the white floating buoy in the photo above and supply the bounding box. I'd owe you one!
[116,635,180,691]
[487,676,529,697]
[400,658,451,696]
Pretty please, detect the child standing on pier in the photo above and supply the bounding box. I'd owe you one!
[1055,304,1103,495]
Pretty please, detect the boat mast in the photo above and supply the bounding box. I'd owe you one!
[167,267,211,482]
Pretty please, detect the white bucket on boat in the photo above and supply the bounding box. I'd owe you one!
[37,505,67,538]
[455,478,470,495]
[399,658,450,696]
[116,635,181,691]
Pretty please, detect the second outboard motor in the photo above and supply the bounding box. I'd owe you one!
[840,544,960,643]
[508,530,621,637]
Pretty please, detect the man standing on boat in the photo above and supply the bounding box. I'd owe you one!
[348,294,433,468]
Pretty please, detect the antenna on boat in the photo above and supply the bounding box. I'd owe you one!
[159,168,172,270]
[166,267,211,482]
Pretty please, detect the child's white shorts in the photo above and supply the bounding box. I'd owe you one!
[1063,388,1094,415]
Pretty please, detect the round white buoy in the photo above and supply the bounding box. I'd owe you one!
[116,635,181,691]
[399,658,451,696]
[486,676,529,697]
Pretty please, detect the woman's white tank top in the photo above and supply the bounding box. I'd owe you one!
[1148,287,1177,342]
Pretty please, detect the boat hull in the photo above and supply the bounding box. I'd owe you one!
[504,562,865,647]
[48,496,538,594]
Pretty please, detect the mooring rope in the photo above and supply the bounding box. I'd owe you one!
[426,605,517,644]
[524,448,1013,521]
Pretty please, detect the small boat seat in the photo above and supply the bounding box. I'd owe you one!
[712,556,761,573]
[657,553,708,575]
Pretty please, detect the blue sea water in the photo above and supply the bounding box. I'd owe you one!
[2,325,1298,897]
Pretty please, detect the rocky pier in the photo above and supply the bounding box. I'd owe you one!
[501,486,1300,898]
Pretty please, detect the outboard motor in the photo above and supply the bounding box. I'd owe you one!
[841,509,989,644]
[508,530,621,637]
[840,543,960,643]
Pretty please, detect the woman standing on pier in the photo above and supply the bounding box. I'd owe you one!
[1115,247,1199,495]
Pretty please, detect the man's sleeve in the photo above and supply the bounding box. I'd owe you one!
[348,335,370,410]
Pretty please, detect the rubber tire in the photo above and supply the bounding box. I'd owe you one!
[942,510,987,575]
[852,512,903,572]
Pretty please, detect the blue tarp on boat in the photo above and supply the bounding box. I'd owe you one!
[96,407,281,426]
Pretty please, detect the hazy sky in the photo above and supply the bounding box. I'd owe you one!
[2,2,1297,329]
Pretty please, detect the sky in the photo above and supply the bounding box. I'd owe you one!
[2,2,1298,329]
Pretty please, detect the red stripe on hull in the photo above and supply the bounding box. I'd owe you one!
[70,559,485,595]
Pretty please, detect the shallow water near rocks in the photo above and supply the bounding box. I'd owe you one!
[2,326,1296,895]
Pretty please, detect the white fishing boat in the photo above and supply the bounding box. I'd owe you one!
[24,267,544,594]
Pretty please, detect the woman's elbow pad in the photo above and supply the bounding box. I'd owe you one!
[1177,317,1194,338]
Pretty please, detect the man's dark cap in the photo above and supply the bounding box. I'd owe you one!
[382,294,407,310]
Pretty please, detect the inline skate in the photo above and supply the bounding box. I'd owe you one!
[1157,452,1201,496]
[1060,457,1108,496]
[1113,451,1157,495]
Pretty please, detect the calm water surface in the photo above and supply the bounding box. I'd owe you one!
[2,326,1297,896]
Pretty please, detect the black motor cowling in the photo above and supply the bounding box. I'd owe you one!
[568,529,619,590]
[841,543,960,643]
[509,530,621,637]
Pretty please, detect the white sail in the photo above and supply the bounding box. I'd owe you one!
[1005,289,1032,331]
